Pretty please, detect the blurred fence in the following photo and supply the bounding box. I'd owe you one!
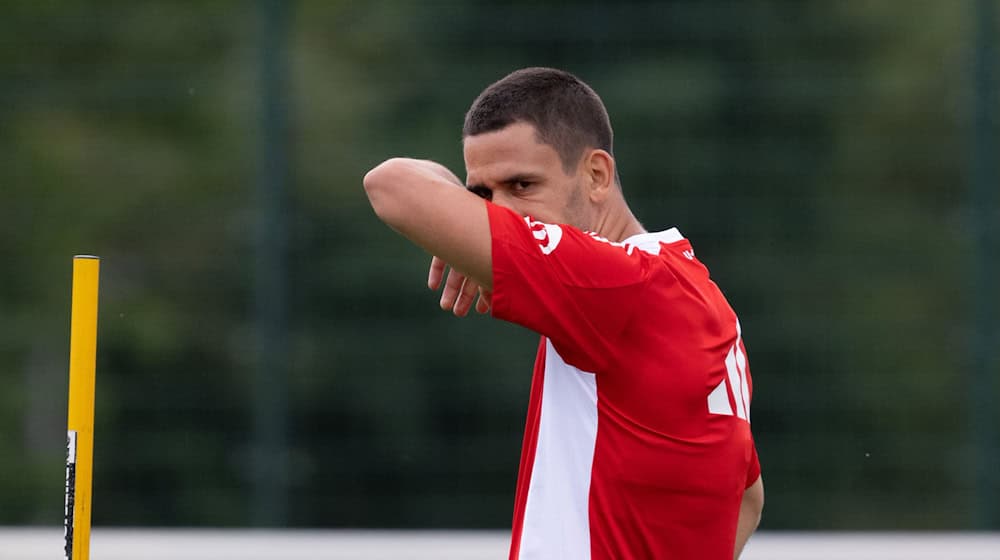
[1,0,997,531]
[2,529,1000,560]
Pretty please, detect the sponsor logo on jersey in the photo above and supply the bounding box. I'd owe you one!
[525,217,563,255]
[707,321,751,423]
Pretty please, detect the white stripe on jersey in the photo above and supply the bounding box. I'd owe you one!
[518,339,599,559]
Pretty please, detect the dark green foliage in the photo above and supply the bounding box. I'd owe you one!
[0,0,995,529]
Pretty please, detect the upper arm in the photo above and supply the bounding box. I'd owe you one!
[741,441,763,521]
[364,158,493,289]
[742,475,764,517]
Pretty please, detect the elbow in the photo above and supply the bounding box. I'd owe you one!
[364,158,407,225]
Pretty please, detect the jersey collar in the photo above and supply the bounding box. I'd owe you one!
[623,228,684,255]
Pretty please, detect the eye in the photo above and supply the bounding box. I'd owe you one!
[514,180,532,191]
[468,186,492,200]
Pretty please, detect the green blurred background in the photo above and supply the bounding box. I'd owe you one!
[1,0,997,530]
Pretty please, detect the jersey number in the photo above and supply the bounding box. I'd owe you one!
[707,321,751,422]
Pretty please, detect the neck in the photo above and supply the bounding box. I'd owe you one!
[592,192,645,242]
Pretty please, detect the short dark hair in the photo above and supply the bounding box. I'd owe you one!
[463,67,614,172]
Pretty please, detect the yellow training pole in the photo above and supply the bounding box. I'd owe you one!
[65,255,100,560]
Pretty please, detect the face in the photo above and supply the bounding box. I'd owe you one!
[463,122,592,230]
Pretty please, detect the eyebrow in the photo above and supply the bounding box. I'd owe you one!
[466,173,541,191]
[501,173,540,185]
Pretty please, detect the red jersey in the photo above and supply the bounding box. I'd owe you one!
[487,202,760,560]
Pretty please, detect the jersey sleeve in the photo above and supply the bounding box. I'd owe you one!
[487,202,661,372]
[746,440,761,488]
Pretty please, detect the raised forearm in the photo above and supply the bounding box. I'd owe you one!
[363,158,493,289]
[420,159,464,187]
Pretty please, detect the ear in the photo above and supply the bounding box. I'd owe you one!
[584,149,615,203]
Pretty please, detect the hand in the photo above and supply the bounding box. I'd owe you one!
[428,256,492,317]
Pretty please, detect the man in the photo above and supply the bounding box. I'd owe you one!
[364,67,762,559]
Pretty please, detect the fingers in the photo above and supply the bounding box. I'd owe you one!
[475,289,492,314]
[433,258,489,317]
[439,267,467,312]
[452,277,479,317]
[428,256,447,290]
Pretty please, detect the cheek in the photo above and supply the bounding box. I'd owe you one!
[491,192,521,213]
[515,202,558,225]
[564,181,589,224]
[489,195,536,222]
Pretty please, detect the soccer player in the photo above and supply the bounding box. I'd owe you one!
[363,67,763,560]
